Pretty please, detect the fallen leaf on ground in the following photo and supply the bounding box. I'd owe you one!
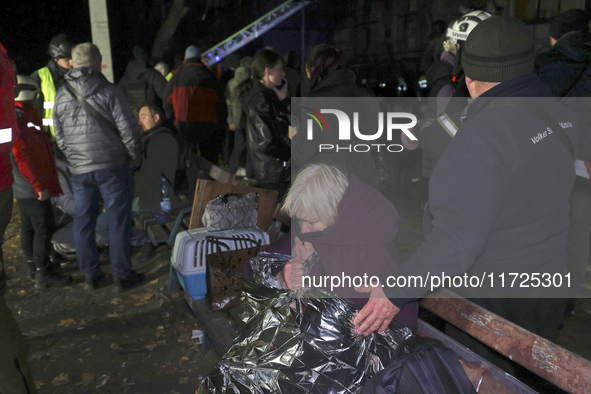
[58,318,76,328]
[111,343,120,350]
[76,373,95,386]
[129,292,154,306]
[145,343,158,351]
[110,298,122,305]
[180,356,189,362]
[149,279,158,285]
[51,373,71,386]
[35,381,44,389]
[165,365,179,375]
[178,376,189,384]
[107,312,119,318]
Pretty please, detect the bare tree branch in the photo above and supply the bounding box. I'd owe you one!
[151,0,190,61]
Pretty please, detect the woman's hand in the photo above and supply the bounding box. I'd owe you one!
[292,236,314,261]
[352,284,400,336]
[278,236,315,290]
[280,257,305,289]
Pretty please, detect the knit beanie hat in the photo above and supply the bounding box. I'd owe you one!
[462,16,534,82]
[184,45,202,59]
[549,9,591,40]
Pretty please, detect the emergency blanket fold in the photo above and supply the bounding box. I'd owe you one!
[196,277,413,393]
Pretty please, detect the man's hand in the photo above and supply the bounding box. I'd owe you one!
[37,189,50,201]
[229,124,236,132]
[352,284,401,336]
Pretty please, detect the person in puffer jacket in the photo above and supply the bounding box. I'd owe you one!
[53,43,144,293]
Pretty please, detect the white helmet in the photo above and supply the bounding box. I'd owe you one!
[446,10,493,44]
[15,75,40,102]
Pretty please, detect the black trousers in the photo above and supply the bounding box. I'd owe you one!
[229,127,247,174]
[17,198,54,270]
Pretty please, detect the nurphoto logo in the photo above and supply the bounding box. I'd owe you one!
[304,108,418,153]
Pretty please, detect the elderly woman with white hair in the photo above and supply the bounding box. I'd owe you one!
[278,164,418,334]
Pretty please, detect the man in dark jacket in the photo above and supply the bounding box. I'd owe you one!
[164,45,228,164]
[536,9,591,308]
[118,46,168,111]
[135,103,184,212]
[53,43,144,293]
[354,17,577,369]
[30,33,75,139]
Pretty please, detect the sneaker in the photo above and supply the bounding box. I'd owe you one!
[84,272,107,291]
[113,270,145,293]
[35,268,73,289]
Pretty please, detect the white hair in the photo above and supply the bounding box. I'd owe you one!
[282,164,349,227]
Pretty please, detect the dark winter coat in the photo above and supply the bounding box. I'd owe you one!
[11,102,62,199]
[536,32,591,97]
[536,32,591,162]
[300,175,419,330]
[132,122,183,212]
[241,83,291,184]
[164,59,227,130]
[118,60,168,110]
[53,67,141,174]
[425,51,454,99]
[389,73,578,306]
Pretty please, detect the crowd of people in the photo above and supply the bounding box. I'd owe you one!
[1,7,591,392]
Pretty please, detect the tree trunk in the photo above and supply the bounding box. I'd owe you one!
[151,0,190,61]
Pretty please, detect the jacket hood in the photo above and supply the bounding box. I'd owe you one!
[122,60,150,80]
[65,67,108,97]
[309,175,399,247]
[554,32,591,63]
[234,66,250,85]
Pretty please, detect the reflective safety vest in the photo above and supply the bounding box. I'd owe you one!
[38,66,56,138]
[165,72,173,81]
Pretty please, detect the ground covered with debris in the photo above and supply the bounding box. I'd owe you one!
[3,204,219,394]
[3,189,591,393]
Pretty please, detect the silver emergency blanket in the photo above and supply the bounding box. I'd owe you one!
[196,252,413,394]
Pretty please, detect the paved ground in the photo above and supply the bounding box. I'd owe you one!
[3,180,591,393]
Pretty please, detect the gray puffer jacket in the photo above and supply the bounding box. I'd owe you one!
[53,67,141,174]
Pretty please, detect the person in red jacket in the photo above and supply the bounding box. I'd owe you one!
[0,42,37,394]
[11,75,71,289]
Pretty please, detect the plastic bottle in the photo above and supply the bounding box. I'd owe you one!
[160,177,171,213]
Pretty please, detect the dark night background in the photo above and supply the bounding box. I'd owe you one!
[2,0,338,81]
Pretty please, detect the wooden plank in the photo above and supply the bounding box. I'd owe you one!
[184,293,237,356]
[421,290,591,394]
[188,179,278,232]
[416,320,538,394]
[147,223,168,244]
